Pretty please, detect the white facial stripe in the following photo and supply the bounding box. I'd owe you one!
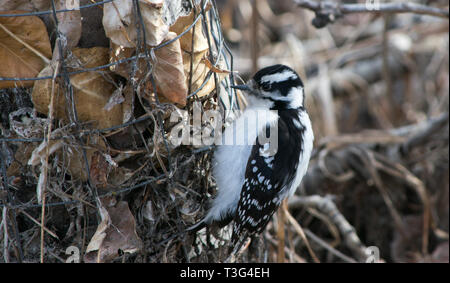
[261,86,304,108]
[287,87,304,108]
[261,70,296,84]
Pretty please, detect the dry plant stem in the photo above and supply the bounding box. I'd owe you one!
[351,147,407,238]
[2,206,8,262]
[382,14,395,122]
[0,23,51,65]
[372,153,431,255]
[303,228,357,263]
[265,232,306,263]
[400,112,449,154]
[317,65,338,136]
[306,207,340,246]
[40,61,59,263]
[251,0,259,73]
[20,210,59,239]
[277,200,286,262]
[288,195,368,261]
[294,0,450,20]
[283,206,320,263]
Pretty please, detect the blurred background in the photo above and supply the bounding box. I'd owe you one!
[0,0,448,263]
[213,0,449,262]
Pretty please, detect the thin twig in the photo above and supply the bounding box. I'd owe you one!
[350,147,407,238]
[288,195,368,261]
[265,232,306,263]
[40,61,59,263]
[2,206,9,262]
[277,200,286,262]
[372,153,431,255]
[20,210,59,240]
[294,0,449,28]
[0,23,51,65]
[284,206,320,263]
[251,0,259,73]
[303,229,357,263]
[401,112,449,154]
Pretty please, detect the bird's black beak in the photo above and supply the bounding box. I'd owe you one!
[230,84,251,92]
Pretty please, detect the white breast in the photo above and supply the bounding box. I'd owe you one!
[206,107,279,223]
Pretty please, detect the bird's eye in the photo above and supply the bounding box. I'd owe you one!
[261,84,270,91]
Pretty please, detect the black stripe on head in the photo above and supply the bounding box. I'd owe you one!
[253,64,304,96]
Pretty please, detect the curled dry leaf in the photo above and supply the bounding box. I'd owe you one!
[88,150,135,190]
[27,128,106,182]
[182,50,228,99]
[9,107,45,138]
[32,47,124,129]
[104,86,125,112]
[84,196,143,263]
[149,31,188,106]
[110,36,187,106]
[90,151,109,189]
[55,0,82,49]
[6,142,35,177]
[172,8,228,99]
[169,5,209,53]
[108,2,227,105]
[102,0,168,48]
[64,134,106,182]
[109,41,145,79]
[0,10,52,88]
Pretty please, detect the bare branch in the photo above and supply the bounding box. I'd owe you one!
[288,195,368,261]
[294,0,449,28]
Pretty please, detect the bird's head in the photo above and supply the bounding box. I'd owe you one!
[232,64,305,110]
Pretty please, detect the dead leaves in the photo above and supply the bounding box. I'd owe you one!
[2,1,229,107]
[32,47,124,129]
[102,0,168,48]
[84,196,143,263]
[150,32,188,106]
[0,10,51,88]
[170,7,209,53]
[55,0,82,49]
[0,0,230,264]
[107,2,228,105]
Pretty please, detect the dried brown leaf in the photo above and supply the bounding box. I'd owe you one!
[55,0,81,49]
[169,7,209,53]
[0,10,51,88]
[89,152,109,189]
[102,0,168,48]
[32,47,124,129]
[149,32,188,106]
[109,42,140,78]
[84,196,143,263]
[183,50,228,98]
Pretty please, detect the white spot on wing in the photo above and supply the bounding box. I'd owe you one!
[293,118,302,129]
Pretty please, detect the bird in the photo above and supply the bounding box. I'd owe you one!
[186,64,314,255]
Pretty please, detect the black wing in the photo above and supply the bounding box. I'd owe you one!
[233,110,305,236]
